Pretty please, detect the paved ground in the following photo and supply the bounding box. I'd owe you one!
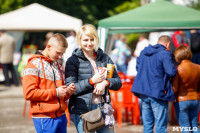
[0,85,197,133]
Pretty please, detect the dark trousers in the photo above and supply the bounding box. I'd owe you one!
[192,53,200,65]
[1,63,18,86]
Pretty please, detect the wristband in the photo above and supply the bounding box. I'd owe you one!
[89,78,94,85]
[105,80,110,87]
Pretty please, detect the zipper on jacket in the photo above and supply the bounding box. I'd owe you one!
[55,111,58,117]
[57,97,61,109]
[50,63,62,117]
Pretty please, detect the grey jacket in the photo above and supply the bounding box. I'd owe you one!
[65,48,122,114]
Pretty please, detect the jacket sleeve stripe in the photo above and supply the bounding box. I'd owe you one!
[23,68,38,77]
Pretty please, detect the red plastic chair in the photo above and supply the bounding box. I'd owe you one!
[110,75,140,127]
[117,72,126,83]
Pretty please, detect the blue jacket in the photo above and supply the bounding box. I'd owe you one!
[131,44,177,101]
[65,48,122,114]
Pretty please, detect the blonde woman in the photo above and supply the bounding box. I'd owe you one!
[65,24,122,133]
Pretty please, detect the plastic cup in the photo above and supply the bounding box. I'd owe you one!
[98,67,107,79]
[106,64,115,78]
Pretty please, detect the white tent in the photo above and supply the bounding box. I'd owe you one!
[0,3,82,32]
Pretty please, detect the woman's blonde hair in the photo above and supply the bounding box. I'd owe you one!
[174,45,192,63]
[76,24,99,51]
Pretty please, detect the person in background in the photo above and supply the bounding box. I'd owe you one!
[172,30,189,48]
[126,51,137,79]
[129,34,149,123]
[131,35,177,133]
[0,30,18,86]
[114,34,131,75]
[65,24,122,133]
[190,30,200,65]
[43,32,53,49]
[62,30,77,68]
[62,31,78,124]
[22,33,76,133]
[134,34,149,57]
[173,45,200,133]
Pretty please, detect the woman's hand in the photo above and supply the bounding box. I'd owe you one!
[91,72,105,84]
[93,80,108,95]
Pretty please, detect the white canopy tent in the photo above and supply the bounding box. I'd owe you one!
[0,3,82,32]
[0,3,83,82]
[0,3,83,52]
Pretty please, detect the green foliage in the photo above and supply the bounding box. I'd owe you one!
[112,0,140,15]
[190,0,200,10]
[0,0,141,27]
[0,0,24,14]
[126,34,140,49]
[109,0,140,50]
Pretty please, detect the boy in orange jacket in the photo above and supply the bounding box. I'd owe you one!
[22,33,76,133]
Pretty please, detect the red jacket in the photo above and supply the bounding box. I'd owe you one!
[172,31,188,48]
[22,51,70,118]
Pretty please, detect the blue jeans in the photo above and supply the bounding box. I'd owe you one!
[174,100,200,133]
[74,103,114,133]
[140,95,168,133]
[33,114,67,133]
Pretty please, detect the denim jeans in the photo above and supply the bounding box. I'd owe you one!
[140,95,168,133]
[192,53,200,65]
[174,100,200,133]
[33,114,67,133]
[74,103,114,133]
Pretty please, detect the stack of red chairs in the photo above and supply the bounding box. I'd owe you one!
[110,72,140,127]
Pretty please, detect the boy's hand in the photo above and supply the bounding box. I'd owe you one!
[57,85,68,98]
[66,83,76,95]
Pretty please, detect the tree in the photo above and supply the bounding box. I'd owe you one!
[0,0,141,27]
[0,0,24,14]
[190,0,200,10]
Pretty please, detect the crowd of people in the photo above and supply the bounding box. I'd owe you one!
[0,26,200,133]
[111,30,200,133]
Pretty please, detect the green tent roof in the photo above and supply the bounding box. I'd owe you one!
[98,0,200,33]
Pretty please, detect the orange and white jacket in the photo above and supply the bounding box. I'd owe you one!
[22,51,70,118]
